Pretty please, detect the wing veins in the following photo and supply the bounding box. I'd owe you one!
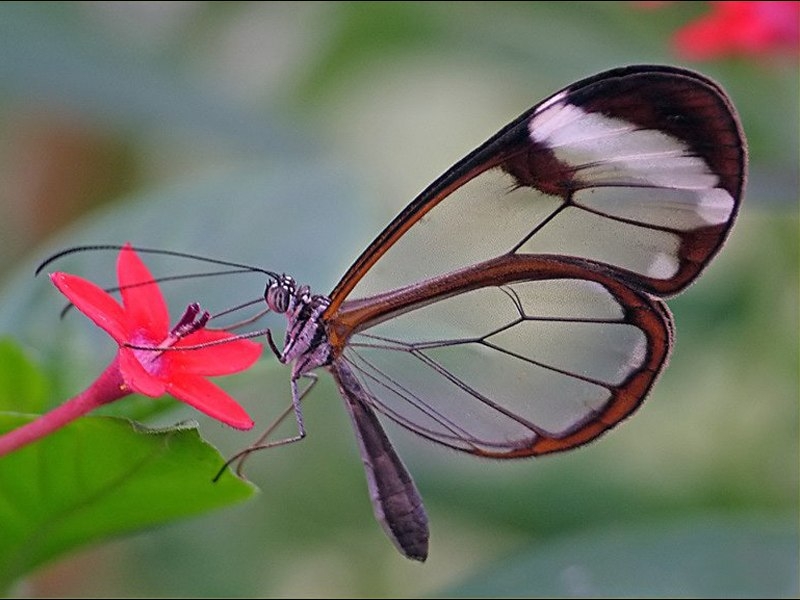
[412,348,551,437]
[479,339,613,389]
[344,347,486,447]
[510,201,570,254]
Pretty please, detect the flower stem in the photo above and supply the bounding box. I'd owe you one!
[0,356,129,457]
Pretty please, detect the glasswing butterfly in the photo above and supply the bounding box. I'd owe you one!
[48,65,746,562]
[244,65,745,562]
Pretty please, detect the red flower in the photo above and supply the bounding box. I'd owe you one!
[0,245,260,457]
[54,244,261,426]
[671,2,800,59]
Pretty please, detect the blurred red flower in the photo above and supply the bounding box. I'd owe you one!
[636,1,800,59]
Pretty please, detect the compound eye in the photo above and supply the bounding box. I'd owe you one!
[266,282,291,313]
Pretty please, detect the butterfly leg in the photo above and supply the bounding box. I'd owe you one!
[218,305,271,331]
[265,328,282,359]
[212,373,318,481]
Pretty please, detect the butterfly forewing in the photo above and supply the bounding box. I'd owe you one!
[326,66,745,317]
[324,66,743,457]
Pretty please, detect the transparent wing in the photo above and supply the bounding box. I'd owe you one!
[327,66,745,315]
[333,264,672,457]
[323,65,744,457]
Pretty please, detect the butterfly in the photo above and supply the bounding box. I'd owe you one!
[231,65,746,561]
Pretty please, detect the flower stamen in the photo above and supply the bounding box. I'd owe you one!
[166,302,211,345]
[128,303,214,373]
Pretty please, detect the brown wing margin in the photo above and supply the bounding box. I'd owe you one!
[328,253,674,456]
[324,65,746,315]
[526,284,673,457]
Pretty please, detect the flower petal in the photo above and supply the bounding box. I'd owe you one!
[673,1,800,59]
[50,272,129,342]
[172,329,263,376]
[119,347,167,397]
[118,244,169,335]
[167,375,254,430]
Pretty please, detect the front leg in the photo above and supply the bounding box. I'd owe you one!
[266,328,283,361]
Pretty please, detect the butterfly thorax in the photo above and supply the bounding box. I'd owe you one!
[265,274,333,378]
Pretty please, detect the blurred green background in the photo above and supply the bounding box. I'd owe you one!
[0,1,797,597]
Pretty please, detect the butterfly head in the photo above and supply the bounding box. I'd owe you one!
[265,274,303,314]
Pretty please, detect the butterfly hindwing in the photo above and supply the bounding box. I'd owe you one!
[337,256,672,457]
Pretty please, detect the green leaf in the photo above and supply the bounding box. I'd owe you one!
[0,414,255,593]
